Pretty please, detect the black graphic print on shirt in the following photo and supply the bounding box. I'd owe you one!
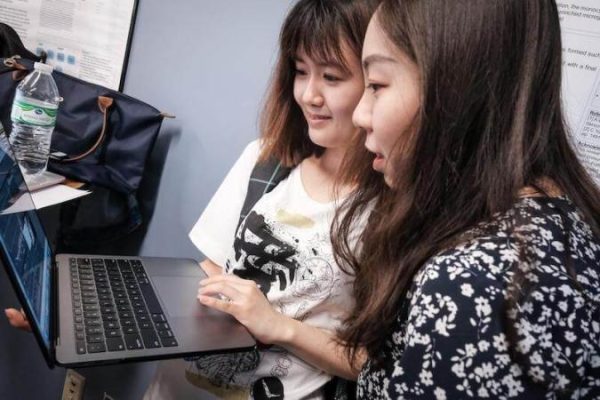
[269,347,293,378]
[228,210,336,304]
[293,255,335,300]
[230,211,299,295]
[192,350,260,387]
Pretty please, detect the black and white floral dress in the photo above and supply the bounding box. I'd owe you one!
[358,197,600,399]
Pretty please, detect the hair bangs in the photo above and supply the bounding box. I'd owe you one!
[282,1,354,73]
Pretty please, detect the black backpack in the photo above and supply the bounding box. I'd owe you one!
[240,157,356,400]
[0,23,43,62]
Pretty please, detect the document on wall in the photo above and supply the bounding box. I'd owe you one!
[0,0,137,91]
[558,0,600,187]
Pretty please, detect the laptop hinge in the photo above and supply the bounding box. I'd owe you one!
[52,260,60,351]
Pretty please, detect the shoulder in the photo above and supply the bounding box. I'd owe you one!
[405,195,600,349]
[403,197,600,389]
[506,197,600,298]
[221,139,264,180]
[416,196,600,303]
[414,233,512,302]
[404,238,509,345]
[238,139,262,164]
[372,202,600,398]
[245,139,261,154]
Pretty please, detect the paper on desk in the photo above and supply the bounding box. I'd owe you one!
[1,184,90,215]
[32,184,90,209]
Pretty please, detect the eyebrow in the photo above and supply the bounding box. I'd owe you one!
[362,54,397,71]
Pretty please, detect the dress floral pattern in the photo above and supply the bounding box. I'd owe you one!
[358,197,600,399]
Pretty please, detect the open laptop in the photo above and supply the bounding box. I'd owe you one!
[0,137,255,368]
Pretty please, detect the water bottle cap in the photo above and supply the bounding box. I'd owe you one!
[34,62,54,74]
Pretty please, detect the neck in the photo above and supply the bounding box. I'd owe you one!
[313,146,346,176]
[300,146,352,203]
[518,177,564,198]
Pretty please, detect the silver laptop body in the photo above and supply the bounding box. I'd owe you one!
[0,136,255,368]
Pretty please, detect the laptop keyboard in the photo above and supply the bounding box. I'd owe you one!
[69,257,178,354]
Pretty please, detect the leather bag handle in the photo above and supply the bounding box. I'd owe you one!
[59,96,114,163]
[3,55,29,81]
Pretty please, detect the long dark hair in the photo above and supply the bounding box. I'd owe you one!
[333,0,600,365]
[258,0,380,166]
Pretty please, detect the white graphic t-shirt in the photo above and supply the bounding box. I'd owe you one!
[186,141,355,399]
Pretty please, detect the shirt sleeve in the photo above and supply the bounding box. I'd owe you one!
[371,249,591,399]
[188,140,261,267]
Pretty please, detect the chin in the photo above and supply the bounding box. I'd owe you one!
[307,129,334,148]
[383,172,395,188]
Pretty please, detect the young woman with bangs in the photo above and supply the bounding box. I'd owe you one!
[143,1,378,399]
[333,0,600,398]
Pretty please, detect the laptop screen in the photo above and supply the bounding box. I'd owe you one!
[0,135,53,352]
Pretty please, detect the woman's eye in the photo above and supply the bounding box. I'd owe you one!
[324,74,341,82]
[295,68,307,76]
[367,83,383,92]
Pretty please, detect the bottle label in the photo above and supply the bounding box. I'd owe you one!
[10,93,58,127]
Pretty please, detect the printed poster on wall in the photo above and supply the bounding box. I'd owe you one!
[0,0,137,91]
[558,0,600,187]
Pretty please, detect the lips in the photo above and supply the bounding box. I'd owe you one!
[366,145,385,172]
[306,112,331,123]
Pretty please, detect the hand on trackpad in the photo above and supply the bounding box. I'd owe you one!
[151,276,219,317]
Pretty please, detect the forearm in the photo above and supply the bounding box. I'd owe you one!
[273,317,366,381]
[197,273,366,379]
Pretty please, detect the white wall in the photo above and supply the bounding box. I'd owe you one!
[126,0,294,260]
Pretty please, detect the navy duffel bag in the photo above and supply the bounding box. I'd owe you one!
[0,56,166,198]
[0,54,170,248]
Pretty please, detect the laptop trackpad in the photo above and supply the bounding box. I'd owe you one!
[152,276,209,317]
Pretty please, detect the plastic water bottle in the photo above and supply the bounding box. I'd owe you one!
[10,62,60,177]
